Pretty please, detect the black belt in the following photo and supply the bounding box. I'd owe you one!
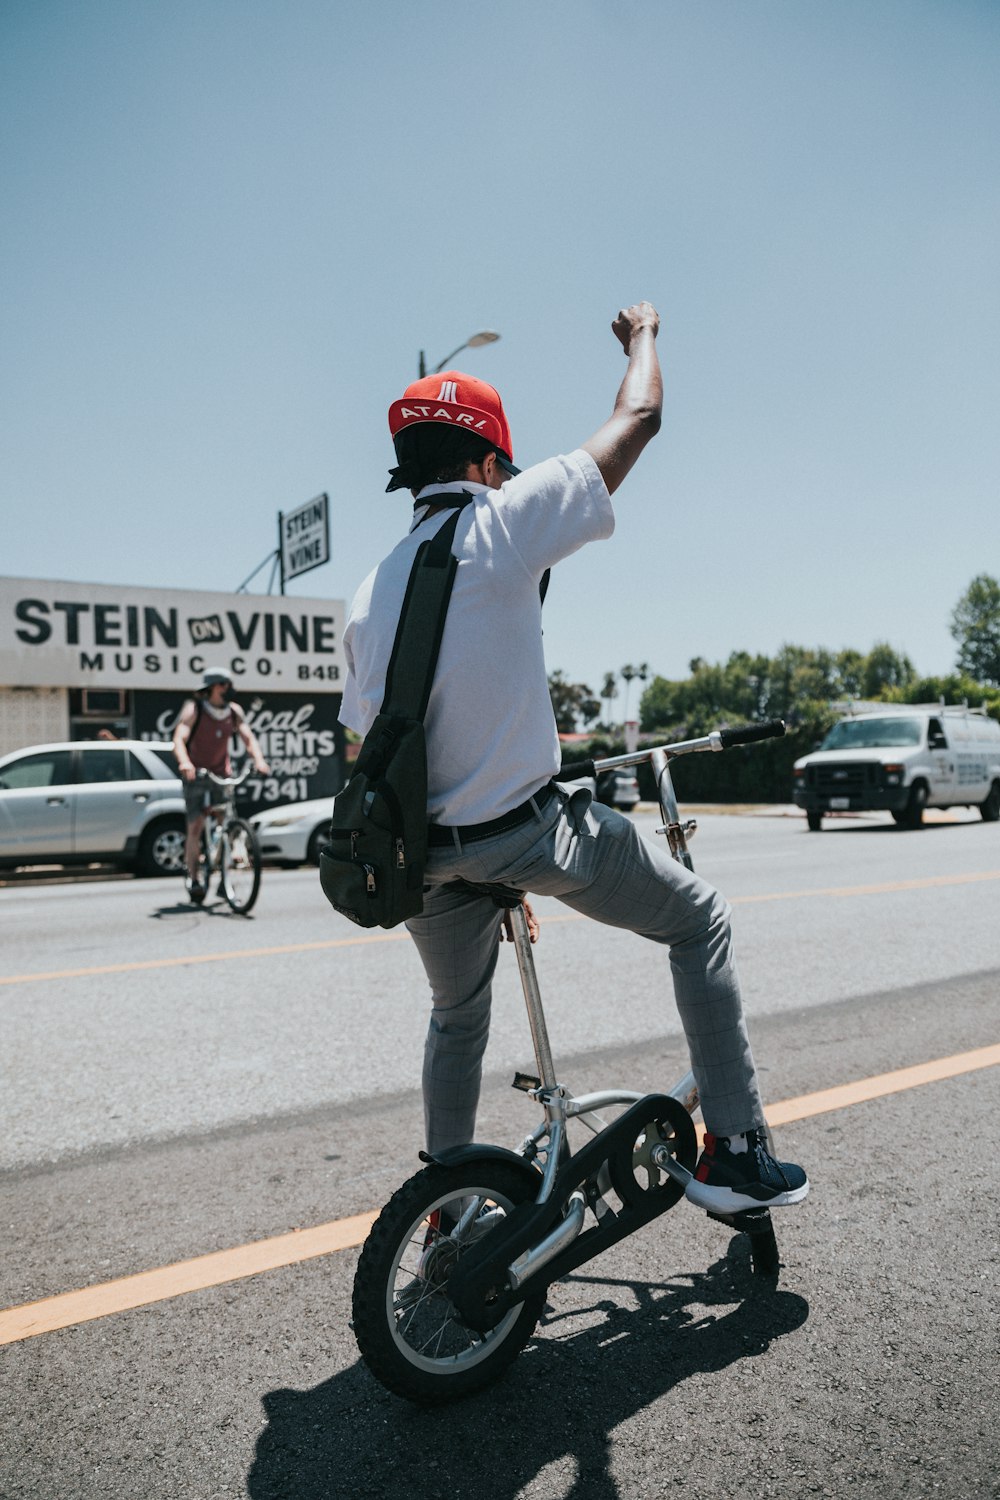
[427,781,556,848]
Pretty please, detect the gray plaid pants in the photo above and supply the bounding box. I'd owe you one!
[405,785,765,1154]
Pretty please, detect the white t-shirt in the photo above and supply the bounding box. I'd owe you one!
[340,449,613,824]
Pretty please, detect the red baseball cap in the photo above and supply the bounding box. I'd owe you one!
[388,371,518,473]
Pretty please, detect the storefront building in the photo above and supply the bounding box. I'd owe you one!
[0,577,347,810]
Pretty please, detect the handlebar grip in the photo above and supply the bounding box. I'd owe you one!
[559,758,596,782]
[718,719,786,748]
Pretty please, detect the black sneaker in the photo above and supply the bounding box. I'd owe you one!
[685,1129,809,1213]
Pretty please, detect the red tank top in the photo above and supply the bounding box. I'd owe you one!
[186,701,239,776]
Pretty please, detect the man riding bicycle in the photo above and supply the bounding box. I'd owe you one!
[172,669,269,901]
[339,303,808,1217]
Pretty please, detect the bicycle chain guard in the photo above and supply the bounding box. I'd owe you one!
[446,1094,697,1332]
[608,1106,693,1212]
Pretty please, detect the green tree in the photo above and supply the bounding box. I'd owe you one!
[718,650,772,719]
[860,641,915,697]
[951,574,1000,685]
[635,635,1000,755]
[835,649,866,699]
[548,670,600,732]
[883,672,1000,720]
[639,674,676,731]
[769,645,839,718]
[639,655,753,734]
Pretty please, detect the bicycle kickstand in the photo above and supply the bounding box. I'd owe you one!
[648,1143,781,1277]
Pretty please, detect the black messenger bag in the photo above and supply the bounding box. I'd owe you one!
[319,503,468,929]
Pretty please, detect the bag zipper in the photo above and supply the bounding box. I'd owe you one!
[352,835,378,893]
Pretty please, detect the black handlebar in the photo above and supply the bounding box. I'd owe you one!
[559,758,596,783]
[717,719,786,748]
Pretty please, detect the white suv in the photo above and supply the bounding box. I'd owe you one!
[0,740,187,875]
[792,705,1000,830]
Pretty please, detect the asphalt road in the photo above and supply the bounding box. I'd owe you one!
[2,807,998,1498]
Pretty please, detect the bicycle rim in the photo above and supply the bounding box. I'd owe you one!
[352,1162,544,1403]
[388,1190,523,1372]
[221,819,261,913]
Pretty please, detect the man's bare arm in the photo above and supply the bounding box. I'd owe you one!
[237,718,270,775]
[172,703,197,781]
[581,302,662,495]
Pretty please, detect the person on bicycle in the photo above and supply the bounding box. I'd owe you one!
[340,303,808,1216]
[173,669,270,901]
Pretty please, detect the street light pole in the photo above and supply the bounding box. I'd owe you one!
[418,329,500,379]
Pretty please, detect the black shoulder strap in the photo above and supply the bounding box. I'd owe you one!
[381,497,472,721]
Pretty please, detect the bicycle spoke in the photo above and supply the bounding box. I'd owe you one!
[422,1313,466,1358]
[389,1194,515,1362]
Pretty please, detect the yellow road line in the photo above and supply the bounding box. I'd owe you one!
[2,1041,998,1348]
[0,1213,378,1348]
[730,870,1000,906]
[0,915,583,986]
[0,931,410,986]
[765,1042,1000,1125]
[3,873,999,988]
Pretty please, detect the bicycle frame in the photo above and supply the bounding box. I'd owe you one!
[196,767,249,863]
[187,764,262,915]
[483,721,786,1287]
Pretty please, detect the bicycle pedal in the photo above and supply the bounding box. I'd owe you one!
[512,1072,542,1093]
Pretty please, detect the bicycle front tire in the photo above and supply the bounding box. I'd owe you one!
[221,818,261,913]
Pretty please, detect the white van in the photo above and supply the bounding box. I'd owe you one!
[792,702,1000,830]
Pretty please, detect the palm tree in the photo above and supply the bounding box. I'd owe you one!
[620,664,637,725]
[600,671,618,728]
[635,662,649,729]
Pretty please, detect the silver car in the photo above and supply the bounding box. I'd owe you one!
[595,768,641,811]
[0,739,187,876]
[250,796,332,867]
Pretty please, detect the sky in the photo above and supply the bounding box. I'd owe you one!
[2,0,998,701]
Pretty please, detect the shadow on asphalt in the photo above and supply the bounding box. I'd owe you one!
[147,897,257,921]
[247,1236,809,1499]
[808,821,967,835]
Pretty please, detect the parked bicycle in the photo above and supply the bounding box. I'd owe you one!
[184,765,262,915]
[351,720,790,1404]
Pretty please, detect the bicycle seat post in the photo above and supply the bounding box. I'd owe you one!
[507,903,558,1092]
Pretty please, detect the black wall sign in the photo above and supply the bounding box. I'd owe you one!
[133,689,345,811]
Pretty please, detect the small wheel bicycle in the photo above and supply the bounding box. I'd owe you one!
[185,765,262,915]
[352,720,791,1405]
